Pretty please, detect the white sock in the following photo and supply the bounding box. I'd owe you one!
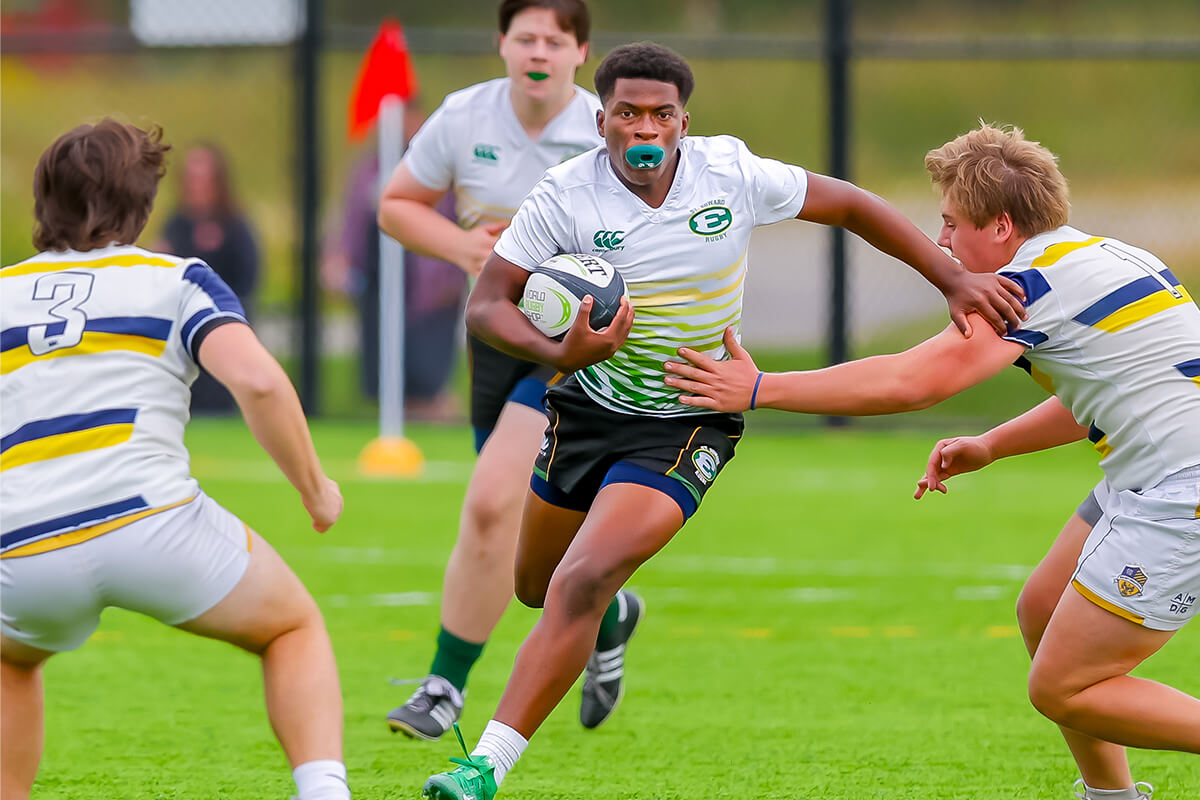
[1083,785,1141,800]
[470,720,528,786]
[293,759,350,800]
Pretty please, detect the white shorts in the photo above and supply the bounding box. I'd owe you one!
[1073,466,1200,631]
[1,492,251,652]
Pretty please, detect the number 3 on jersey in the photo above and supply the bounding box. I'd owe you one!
[28,272,94,355]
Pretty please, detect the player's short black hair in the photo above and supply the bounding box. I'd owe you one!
[594,42,695,106]
[33,118,170,252]
[499,0,590,45]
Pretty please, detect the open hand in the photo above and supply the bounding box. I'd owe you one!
[945,270,1026,337]
[913,435,996,499]
[664,327,760,412]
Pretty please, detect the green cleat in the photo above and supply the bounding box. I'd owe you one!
[421,724,498,800]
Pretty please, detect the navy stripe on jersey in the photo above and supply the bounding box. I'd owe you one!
[1003,329,1049,348]
[1175,358,1200,379]
[1000,269,1052,307]
[1,495,148,550]
[1088,423,1106,444]
[0,316,171,351]
[183,262,245,315]
[1,408,138,453]
[1073,269,1181,326]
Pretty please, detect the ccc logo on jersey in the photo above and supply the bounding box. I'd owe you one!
[688,205,733,236]
[593,230,625,250]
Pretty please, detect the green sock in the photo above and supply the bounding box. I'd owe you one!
[595,595,623,650]
[429,627,485,692]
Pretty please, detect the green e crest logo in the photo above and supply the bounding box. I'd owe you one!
[593,230,625,250]
[688,206,733,236]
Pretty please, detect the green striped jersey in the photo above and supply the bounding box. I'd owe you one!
[495,135,809,417]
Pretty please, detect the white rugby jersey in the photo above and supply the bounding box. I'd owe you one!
[1,243,247,557]
[1000,226,1200,490]
[495,134,809,416]
[403,77,602,229]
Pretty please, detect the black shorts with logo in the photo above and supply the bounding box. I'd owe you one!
[468,335,558,435]
[532,376,743,516]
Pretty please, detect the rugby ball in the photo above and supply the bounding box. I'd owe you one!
[520,254,627,339]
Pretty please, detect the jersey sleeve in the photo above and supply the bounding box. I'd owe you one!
[492,177,572,270]
[999,268,1060,349]
[737,140,809,225]
[402,102,457,192]
[177,261,248,364]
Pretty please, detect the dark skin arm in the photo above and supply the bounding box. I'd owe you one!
[466,253,634,374]
[799,173,1026,337]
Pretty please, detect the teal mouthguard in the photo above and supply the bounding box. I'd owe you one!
[625,144,665,169]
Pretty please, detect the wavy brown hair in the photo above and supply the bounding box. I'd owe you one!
[925,123,1069,236]
[33,119,170,251]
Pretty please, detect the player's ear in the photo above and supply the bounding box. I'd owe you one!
[596,109,605,138]
[994,211,1015,244]
[680,110,689,138]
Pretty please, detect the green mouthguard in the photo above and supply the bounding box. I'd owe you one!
[527,72,549,81]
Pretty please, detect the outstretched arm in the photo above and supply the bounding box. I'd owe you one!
[663,315,1025,415]
[197,323,342,532]
[914,396,1086,498]
[798,173,1025,337]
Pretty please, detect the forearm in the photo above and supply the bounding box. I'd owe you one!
[841,192,962,292]
[465,291,565,369]
[378,197,466,265]
[228,362,326,499]
[979,396,1087,459]
[756,354,938,416]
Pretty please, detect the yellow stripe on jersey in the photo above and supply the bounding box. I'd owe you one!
[1031,236,1104,268]
[0,495,198,559]
[1092,435,1114,458]
[631,253,747,291]
[1091,285,1194,333]
[1,253,179,278]
[629,270,745,307]
[1028,363,1055,393]
[1,331,168,374]
[1072,579,1144,625]
[1,423,135,472]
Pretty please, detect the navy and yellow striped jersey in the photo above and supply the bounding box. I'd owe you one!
[1000,226,1200,490]
[1,244,247,557]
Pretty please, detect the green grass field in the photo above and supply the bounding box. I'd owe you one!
[29,419,1200,799]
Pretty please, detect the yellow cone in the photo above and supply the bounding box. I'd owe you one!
[358,435,424,478]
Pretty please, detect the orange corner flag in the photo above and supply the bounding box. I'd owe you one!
[348,19,419,140]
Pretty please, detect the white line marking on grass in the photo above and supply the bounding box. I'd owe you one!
[651,554,1032,581]
[323,592,436,608]
[191,458,472,484]
[954,585,1011,601]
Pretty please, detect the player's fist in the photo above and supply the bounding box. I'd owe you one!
[303,476,343,532]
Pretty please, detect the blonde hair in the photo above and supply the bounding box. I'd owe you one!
[925,123,1069,236]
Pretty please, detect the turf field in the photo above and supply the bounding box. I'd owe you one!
[31,419,1199,799]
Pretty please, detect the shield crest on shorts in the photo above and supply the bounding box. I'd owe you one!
[1115,564,1148,597]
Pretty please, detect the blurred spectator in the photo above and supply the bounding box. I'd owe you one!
[323,110,467,423]
[158,144,260,415]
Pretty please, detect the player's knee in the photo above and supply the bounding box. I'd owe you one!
[513,563,549,609]
[462,489,519,549]
[1026,665,1072,723]
[548,558,618,622]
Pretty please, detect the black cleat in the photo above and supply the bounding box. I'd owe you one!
[387,675,464,741]
[580,589,644,729]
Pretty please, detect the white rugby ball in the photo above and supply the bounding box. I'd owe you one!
[520,253,628,339]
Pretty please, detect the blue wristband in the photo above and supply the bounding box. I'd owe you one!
[749,371,764,410]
